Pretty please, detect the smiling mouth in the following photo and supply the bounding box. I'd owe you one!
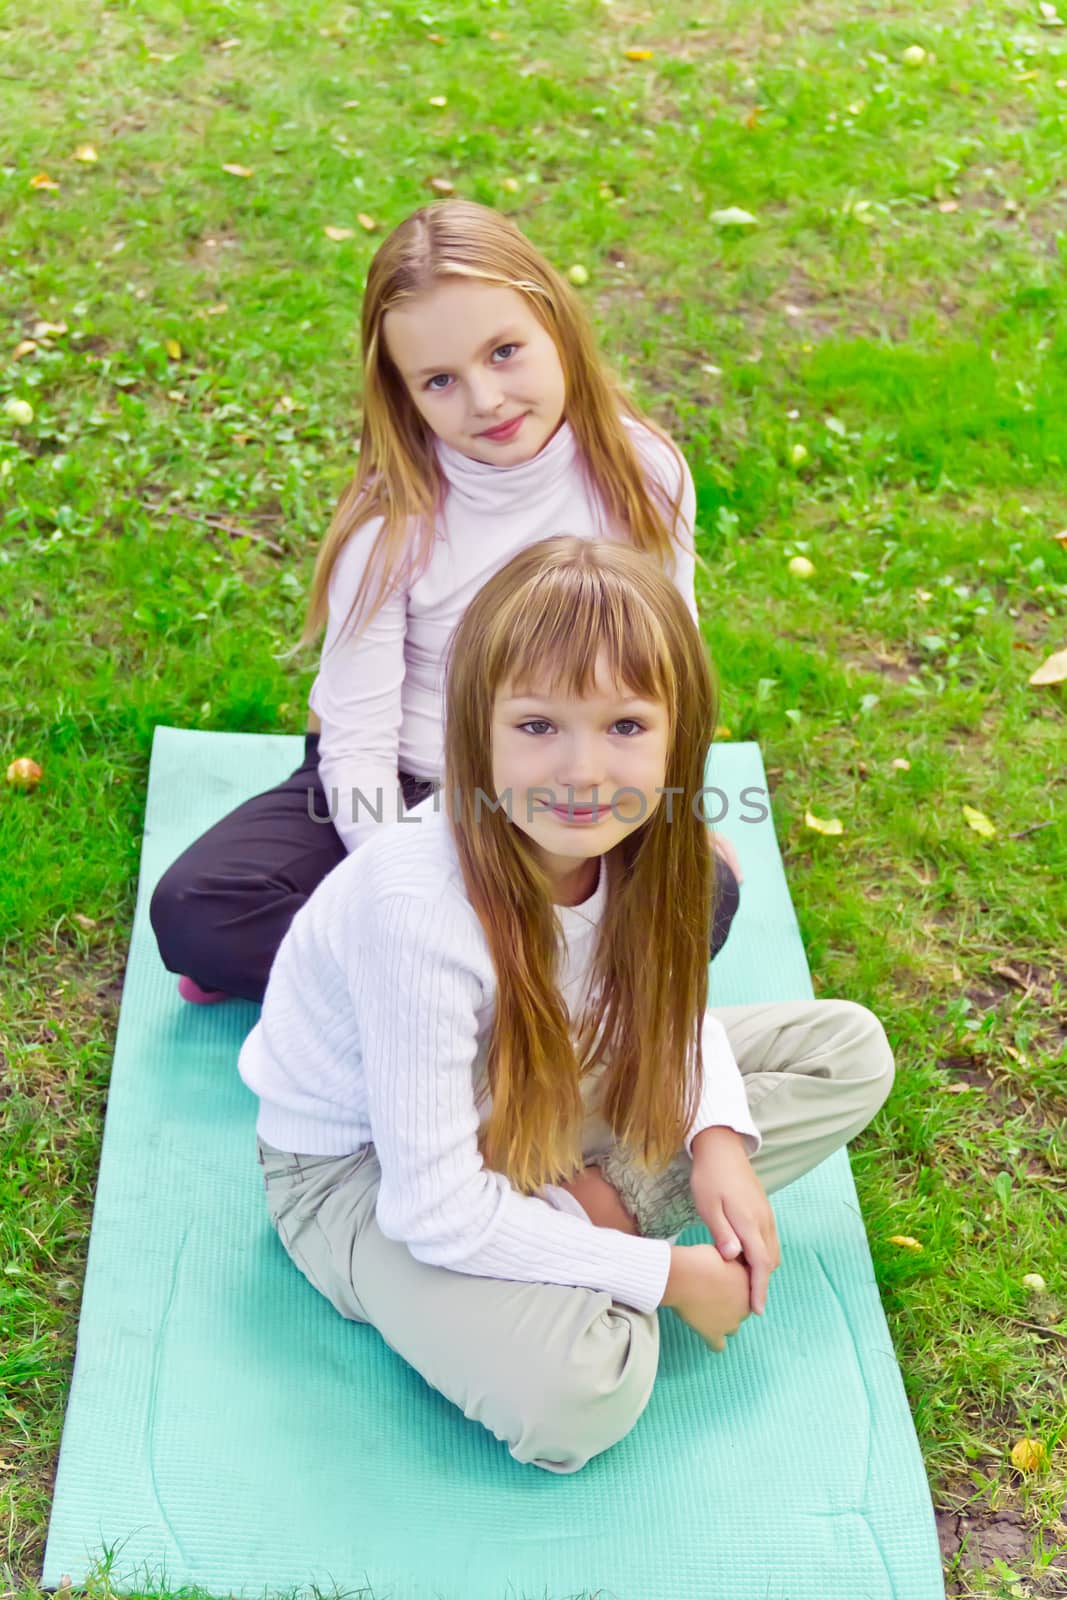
[479,412,527,439]
[551,804,612,822]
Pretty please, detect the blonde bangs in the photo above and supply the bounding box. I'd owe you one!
[487,565,676,718]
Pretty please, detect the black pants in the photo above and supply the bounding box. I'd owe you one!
[150,734,741,1003]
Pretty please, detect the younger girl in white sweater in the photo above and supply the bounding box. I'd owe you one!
[239,536,894,1475]
[151,199,742,1004]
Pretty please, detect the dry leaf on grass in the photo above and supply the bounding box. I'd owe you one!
[30,173,59,190]
[804,810,843,836]
[710,207,758,227]
[74,143,98,163]
[1028,647,1067,685]
[962,804,996,838]
[888,1235,923,1252]
[221,163,253,178]
[357,213,378,231]
[324,225,355,241]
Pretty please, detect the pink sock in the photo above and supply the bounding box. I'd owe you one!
[177,975,229,1005]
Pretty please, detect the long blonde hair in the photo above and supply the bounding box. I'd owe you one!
[443,536,718,1195]
[301,200,699,648]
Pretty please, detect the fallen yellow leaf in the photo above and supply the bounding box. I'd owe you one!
[713,725,733,741]
[1028,647,1067,686]
[13,340,37,360]
[324,225,355,241]
[891,757,911,771]
[1010,1438,1048,1473]
[888,1235,923,1252]
[357,213,378,231]
[428,95,448,107]
[938,200,959,213]
[1054,529,1067,548]
[625,48,653,59]
[502,177,521,193]
[32,320,67,338]
[804,810,843,836]
[74,143,98,163]
[206,303,228,316]
[429,177,455,195]
[221,163,253,178]
[30,173,59,190]
[962,804,996,838]
[165,338,182,360]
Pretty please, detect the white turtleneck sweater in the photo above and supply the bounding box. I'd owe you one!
[238,804,760,1315]
[308,416,697,851]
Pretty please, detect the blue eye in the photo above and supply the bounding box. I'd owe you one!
[519,719,554,735]
[422,344,519,392]
[613,719,644,736]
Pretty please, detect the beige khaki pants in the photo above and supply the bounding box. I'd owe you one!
[257,999,893,1475]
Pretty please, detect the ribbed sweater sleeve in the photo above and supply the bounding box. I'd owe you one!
[684,1011,762,1157]
[628,424,699,626]
[309,519,410,853]
[348,891,672,1314]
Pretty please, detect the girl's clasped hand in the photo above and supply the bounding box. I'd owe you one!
[689,1126,781,1316]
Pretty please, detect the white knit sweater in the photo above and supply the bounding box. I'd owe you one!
[308,416,698,851]
[238,806,760,1314]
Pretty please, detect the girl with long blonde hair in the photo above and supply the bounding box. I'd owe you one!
[151,199,742,1005]
[239,537,894,1474]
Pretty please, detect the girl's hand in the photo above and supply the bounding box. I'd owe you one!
[689,1126,779,1315]
[661,1243,751,1352]
[707,828,744,884]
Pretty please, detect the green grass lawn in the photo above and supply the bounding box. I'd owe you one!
[2,0,1066,1594]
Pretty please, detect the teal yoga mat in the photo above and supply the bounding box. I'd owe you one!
[43,727,944,1600]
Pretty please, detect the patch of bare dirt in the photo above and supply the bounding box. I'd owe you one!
[188,229,241,269]
[938,1504,1067,1596]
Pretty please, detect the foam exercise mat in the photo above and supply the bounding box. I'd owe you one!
[44,727,944,1600]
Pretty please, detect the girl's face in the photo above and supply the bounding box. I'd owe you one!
[491,651,671,902]
[383,280,567,466]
